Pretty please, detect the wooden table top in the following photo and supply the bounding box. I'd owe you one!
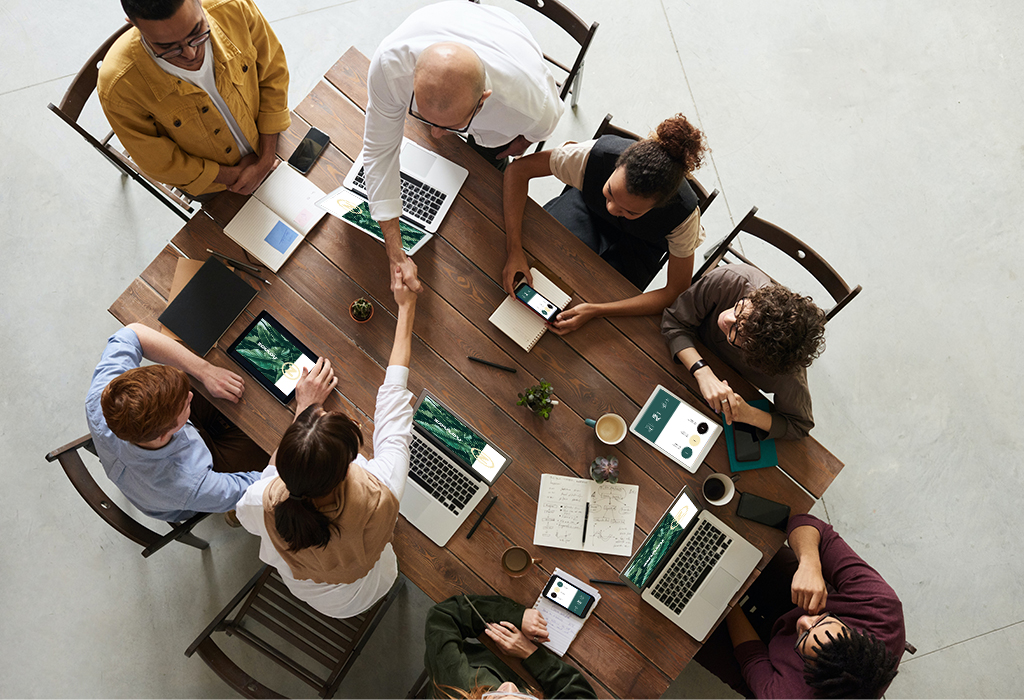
[110,47,843,698]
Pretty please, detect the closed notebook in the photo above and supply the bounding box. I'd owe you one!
[158,257,257,357]
[488,268,572,352]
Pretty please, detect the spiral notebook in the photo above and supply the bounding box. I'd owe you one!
[488,268,572,352]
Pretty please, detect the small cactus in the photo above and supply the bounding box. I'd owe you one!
[350,297,373,322]
[589,456,619,484]
[517,380,557,420]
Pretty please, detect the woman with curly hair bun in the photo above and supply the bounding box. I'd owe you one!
[502,113,709,334]
[661,264,826,440]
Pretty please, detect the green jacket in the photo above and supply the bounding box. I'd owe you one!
[425,595,596,698]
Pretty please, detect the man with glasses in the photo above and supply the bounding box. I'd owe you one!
[661,264,827,440]
[364,1,564,292]
[99,0,290,197]
[695,514,904,698]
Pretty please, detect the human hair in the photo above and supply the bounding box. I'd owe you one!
[101,365,190,444]
[273,405,363,551]
[739,284,826,376]
[803,627,899,698]
[121,0,189,22]
[435,682,538,699]
[615,113,708,206]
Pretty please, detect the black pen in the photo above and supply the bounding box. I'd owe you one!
[589,579,628,587]
[581,502,589,547]
[206,248,263,274]
[235,265,271,286]
[466,495,498,539]
[468,356,517,373]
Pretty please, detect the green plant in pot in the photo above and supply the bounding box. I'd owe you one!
[589,455,619,484]
[517,379,557,420]
[349,297,373,323]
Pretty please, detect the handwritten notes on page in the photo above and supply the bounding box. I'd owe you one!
[534,474,638,557]
[533,568,601,657]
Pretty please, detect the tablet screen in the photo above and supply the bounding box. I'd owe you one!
[227,312,318,404]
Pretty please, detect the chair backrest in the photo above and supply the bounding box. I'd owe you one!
[45,434,209,557]
[186,566,403,699]
[48,23,196,221]
[592,113,720,215]
[693,206,862,322]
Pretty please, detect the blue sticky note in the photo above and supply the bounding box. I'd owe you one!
[265,221,298,254]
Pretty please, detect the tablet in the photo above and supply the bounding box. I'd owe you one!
[630,385,722,473]
[226,311,318,405]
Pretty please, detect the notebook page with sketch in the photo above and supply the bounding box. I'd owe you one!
[533,474,637,557]
[488,268,572,352]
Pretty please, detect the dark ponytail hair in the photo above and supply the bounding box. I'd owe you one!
[615,113,708,206]
[273,405,363,551]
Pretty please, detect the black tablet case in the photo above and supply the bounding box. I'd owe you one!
[158,257,257,357]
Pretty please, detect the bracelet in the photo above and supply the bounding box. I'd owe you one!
[688,359,708,376]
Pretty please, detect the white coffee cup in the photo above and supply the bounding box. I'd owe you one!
[586,413,627,445]
[702,473,738,506]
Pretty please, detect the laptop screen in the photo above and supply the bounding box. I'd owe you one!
[621,488,701,591]
[413,394,509,483]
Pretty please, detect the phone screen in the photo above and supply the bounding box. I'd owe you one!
[544,576,594,617]
[288,128,330,174]
[514,282,561,321]
[736,492,790,530]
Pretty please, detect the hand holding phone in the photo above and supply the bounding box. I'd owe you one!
[542,575,595,618]
[514,279,562,323]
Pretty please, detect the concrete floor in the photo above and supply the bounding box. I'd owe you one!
[2,0,1021,697]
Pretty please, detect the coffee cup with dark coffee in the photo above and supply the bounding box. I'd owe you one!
[702,473,738,506]
[501,546,542,577]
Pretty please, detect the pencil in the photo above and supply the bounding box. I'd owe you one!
[466,495,498,539]
[468,356,517,373]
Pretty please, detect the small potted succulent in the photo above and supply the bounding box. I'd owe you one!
[349,297,374,323]
[589,455,620,484]
[517,379,558,420]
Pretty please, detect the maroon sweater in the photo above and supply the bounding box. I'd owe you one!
[735,515,905,698]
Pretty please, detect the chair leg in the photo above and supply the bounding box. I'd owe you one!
[141,512,211,558]
[570,60,584,110]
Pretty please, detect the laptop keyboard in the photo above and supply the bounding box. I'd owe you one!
[408,435,481,515]
[352,167,447,223]
[651,519,733,614]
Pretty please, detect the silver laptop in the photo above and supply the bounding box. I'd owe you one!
[399,390,512,547]
[342,138,468,233]
[619,485,762,641]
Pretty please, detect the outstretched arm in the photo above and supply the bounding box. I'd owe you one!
[125,323,243,403]
[390,264,418,368]
[502,151,554,293]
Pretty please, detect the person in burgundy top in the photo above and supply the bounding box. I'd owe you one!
[695,514,905,698]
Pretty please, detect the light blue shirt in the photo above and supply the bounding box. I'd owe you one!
[85,328,260,521]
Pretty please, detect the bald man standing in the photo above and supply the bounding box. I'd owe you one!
[364,0,564,291]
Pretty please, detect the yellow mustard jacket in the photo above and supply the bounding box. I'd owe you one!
[98,0,290,195]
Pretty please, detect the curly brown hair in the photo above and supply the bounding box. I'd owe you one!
[616,113,708,206]
[738,285,826,376]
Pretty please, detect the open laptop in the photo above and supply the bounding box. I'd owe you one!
[342,138,468,233]
[399,390,512,547]
[619,485,762,641]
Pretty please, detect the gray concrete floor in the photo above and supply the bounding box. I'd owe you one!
[2,0,1021,697]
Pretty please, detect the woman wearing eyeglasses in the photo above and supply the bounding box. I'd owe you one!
[424,595,596,699]
[235,266,417,618]
[661,263,827,440]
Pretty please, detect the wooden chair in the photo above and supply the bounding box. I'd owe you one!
[185,565,403,698]
[470,0,599,150]
[47,24,197,222]
[593,113,720,215]
[693,206,863,322]
[45,434,210,557]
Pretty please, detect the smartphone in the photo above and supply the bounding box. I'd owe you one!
[542,575,595,618]
[514,280,562,323]
[287,127,330,174]
[733,422,761,462]
[736,492,790,531]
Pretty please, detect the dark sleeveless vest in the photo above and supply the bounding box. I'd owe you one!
[580,135,699,249]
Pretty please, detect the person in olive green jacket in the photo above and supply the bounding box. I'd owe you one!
[98,0,290,196]
[424,595,596,699]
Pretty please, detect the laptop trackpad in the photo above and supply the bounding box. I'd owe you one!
[401,144,437,179]
[701,569,740,609]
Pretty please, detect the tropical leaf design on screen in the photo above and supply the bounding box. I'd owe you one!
[341,201,428,252]
[235,319,302,383]
[622,511,685,587]
[415,397,487,467]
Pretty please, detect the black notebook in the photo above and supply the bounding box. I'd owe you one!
[158,257,257,356]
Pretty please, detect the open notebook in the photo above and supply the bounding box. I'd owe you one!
[223,166,326,272]
[488,268,572,352]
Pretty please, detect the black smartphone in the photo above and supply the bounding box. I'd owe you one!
[513,279,562,323]
[542,575,595,618]
[736,492,790,531]
[287,127,330,174]
[733,421,761,462]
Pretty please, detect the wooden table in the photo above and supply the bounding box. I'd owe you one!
[110,47,843,698]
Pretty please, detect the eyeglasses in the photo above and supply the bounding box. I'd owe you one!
[153,26,211,60]
[726,299,748,347]
[408,92,482,134]
[794,612,846,658]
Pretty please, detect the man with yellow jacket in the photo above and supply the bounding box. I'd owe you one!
[99,0,290,197]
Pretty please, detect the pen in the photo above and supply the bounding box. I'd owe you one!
[235,265,271,286]
[466,495,497,539]
[589,579,628,587]
[207,248,263,274]
[581,502,589,547]
[468,356,517,373]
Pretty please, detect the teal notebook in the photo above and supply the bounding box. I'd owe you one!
[723,397,778,472]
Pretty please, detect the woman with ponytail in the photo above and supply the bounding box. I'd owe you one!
[235,266,418,618]
[502,113,709,333]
